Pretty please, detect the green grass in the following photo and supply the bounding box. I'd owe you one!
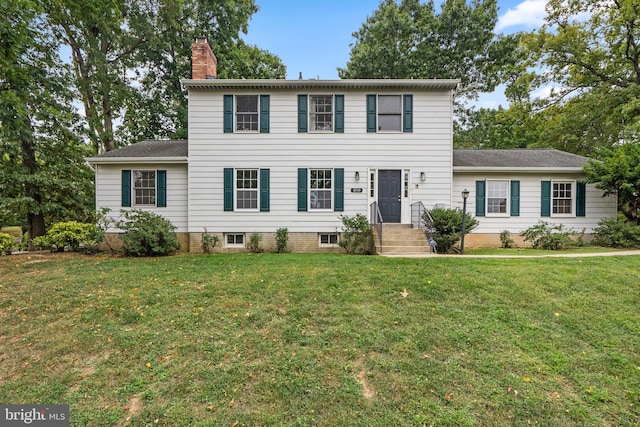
[1,253,639,426]
[464,247,631,256]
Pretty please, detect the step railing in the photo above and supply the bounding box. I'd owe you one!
[411,201,435,239]
[369,201,383,250]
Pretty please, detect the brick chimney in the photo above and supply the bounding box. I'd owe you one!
[191,37,217,79]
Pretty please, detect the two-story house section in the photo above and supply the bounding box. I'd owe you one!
[86,38,617,253]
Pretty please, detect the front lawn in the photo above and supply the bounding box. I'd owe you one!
[1,253,638,426]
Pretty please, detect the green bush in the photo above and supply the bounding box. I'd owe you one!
[34,221,102,252]
[500,230,514,248]
[247,232,264,253]
[118,209,180,256]
[423,207,479,253]
[201,228,220,254]
[339,213,373,255]
[275,227,289,253]
[0,232,14,255]
[521,221,575,250]
[592,218,640,248]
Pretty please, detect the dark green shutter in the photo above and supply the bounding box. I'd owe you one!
[366,94,376,132]
[541,181,551,217]
[260,168,270,212]
[334,168,344,212]
[475,180,485,216]
[576,182,586,217]
[403,94,413,132]
[298,95,308,132]
[223,95,233,133]
[510,180,520,216]
[224,168,234,211]
[121,169,131,207]
[157,170,167,207]
[297,168,307,211]
[260,95,270,133]
[334,95,344,133]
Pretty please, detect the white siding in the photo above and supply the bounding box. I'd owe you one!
[95,163,188,232]
[188,89,454,232]
[453,173,617,234]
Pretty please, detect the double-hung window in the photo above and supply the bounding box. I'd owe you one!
[310,169,333,210]
[487,180,509,215]
[121,169,166,208]
[310,95,333,131]
[367,94,413,133]
[224,95,270,133]
[475,180,519,217]
[235,95,258,132]
[553,182,573,215]
[236,169,258,210]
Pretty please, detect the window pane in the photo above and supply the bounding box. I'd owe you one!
[378,115,401,131]
[236,169,258,209]
[487,181,508,214]
[310,95,333,131]
[552,182,573,214]
[236,95,258,131]
[236,95,258,112]
[378,95,401,114]
[133,171,156,206]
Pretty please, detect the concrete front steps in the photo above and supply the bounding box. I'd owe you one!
[373,223,433,256]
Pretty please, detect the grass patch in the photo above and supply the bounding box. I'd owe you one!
[464,247,629,256]
[1,253,639,426]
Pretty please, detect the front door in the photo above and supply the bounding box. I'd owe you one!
[378,170,402,223]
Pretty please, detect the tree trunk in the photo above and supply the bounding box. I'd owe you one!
[21,135,46,249]
[27,213,46,251]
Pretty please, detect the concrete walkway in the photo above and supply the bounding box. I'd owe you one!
[379,249,640,259]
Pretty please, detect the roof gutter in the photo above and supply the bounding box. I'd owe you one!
[454,166,586,173]
[181,78,460,91]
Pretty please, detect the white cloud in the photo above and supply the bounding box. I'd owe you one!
[496,0,547,32]
[531,84,558,100]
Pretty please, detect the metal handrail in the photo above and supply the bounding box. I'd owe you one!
[369,201,383,250]
[411,201,435,239]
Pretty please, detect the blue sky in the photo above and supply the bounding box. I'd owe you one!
[242,0,549,109]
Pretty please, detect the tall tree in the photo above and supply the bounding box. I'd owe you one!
[515,0,640,153]
[0,0,94,246]
[339,0,516,104]
[45,0,286,152]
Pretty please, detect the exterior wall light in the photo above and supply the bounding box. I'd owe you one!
[420,172,426,181]
[355,171,360,181]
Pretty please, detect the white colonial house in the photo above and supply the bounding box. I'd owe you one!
[86,38,617,254]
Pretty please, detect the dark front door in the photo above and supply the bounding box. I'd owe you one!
[378,170,401,223]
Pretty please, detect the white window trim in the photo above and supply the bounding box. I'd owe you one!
[486,179,510,217]
[318,233,339,247]
[552,180,576,217]
[132,169,157,207]
[309,168,334,212]
[309,95,334,133]
[234,168,260,212]
[235,94,259,133]
[377,94,403,133]
[225,233,245,248]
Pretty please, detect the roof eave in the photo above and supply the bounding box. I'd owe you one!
[85,157,188,165]
[454,166,586,173]
[181,78,460,91]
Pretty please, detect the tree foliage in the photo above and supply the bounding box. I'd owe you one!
[584,143,640,223]
[339,0,516,104]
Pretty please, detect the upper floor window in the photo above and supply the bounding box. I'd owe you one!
[310,95,333,131]
[236,95,258,132]
[224,95,270,133]
[367,94,413,133]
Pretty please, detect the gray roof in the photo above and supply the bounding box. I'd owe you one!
[91,139,188,158]
[453,149,590,170]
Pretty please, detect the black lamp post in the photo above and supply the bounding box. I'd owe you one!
[460,188,470,255]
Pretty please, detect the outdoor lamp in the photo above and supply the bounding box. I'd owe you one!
[420,172,426,181]
[355,171,360,181]
[461,189,470,255]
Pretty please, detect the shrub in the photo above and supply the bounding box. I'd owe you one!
[118,210,180,256]
[45,221,102,252]
[521,221,575,250]
[500,230,514,249]
[339,213,373,255]
[247,232,264,253]
[592,218,640,248]
[0,232,14,255]
[275,227,289,253]
[201,228,220,254]
[423,207,478,253]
